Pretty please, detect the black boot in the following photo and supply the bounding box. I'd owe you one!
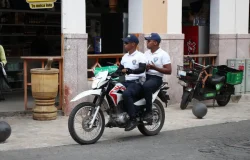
[143,111,153,121]
[125,118,138,131]
[105,119,115,128]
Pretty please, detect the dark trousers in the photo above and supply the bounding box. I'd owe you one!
[0,65,10,100]
[143,74,163,112]
[122,81,142,119]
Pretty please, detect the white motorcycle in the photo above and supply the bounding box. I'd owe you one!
[68,67,170,145]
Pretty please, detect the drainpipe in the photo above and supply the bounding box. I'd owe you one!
[235,0,238,58]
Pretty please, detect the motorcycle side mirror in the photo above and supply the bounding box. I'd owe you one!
[107,62,115,65]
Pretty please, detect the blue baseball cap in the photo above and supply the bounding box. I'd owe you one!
[145,33,161,43]
[122,34,139,44]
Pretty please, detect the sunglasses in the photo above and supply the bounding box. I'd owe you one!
[147,40,158,43]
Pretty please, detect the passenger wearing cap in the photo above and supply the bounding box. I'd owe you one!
[143,33,172,121]
[107,34,147,131]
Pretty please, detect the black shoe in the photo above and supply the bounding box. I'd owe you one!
[105,120,114,128]
[125,119,138,131]
[143,112,153,121]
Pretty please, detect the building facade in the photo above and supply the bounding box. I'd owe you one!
[61,0,250,114]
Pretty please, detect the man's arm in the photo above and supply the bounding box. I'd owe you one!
[149,63,172,75]
[124,63,146,74]
[0,45,7,66]
[148,52,172,75]
[131,63,146,74]
[115,64,124,73]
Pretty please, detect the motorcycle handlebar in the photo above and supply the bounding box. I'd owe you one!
[186,56,193,62]
[186,56,213,70]
[109,70,125,78]
[203,65,212,70]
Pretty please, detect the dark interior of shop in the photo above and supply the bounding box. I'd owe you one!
[86,0,128,54]
[0,0,129,112]
[0,0,61,91]
[182,0,210,66]
[0,0,62,112]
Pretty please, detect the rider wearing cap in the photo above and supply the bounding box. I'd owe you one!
[107,34,147,131]
[143,33,172,121]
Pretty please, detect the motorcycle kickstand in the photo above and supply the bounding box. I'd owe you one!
[213,99,215,108]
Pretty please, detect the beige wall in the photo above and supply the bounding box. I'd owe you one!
[143,0,168,33]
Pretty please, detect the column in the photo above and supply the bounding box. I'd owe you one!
[235,0,250,59]
[62,0,88,115]
[210,0,250,65]
[128,0,184,104]
[163,0,184,105]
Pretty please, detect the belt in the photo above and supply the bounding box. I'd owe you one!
[125,79,139,83]
[146,74,162,79]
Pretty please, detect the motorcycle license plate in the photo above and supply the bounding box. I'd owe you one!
[178,70,186,76]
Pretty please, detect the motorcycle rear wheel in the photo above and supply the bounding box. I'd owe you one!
[68,102,105,145]
[137,99,165,136]
[217,94,231,106]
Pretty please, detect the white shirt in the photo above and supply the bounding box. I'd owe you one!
[144,48,171,77]
[121,50,147,81]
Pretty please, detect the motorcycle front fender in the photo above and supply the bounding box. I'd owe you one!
[71,89,102,102]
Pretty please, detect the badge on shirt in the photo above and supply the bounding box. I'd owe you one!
[154,57,158,63]
[132,60,137,65]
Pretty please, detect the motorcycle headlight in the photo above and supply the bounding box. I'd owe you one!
[178,80,187,87]
[92,78,101,89]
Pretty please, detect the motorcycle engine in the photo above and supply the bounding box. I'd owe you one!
[109,102,129,125]
[115,112,129,124]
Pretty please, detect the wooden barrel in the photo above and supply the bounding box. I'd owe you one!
[31,68,59,120]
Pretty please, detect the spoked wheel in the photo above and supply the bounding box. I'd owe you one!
[138,99,165,136]
[68,102,105,145]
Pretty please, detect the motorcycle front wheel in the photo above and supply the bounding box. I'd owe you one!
[137,99,165,136]
[68,102,105,145]
[180,91,191,110]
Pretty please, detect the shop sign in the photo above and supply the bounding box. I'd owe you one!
[26,0,56,9]
[187,39,196,55]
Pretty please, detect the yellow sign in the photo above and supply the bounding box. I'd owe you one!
[26,0,56,9]
[29,2,54,9]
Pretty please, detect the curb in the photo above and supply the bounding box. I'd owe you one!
[0,110,64,118]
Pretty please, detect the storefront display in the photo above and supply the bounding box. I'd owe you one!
[183,26,209,55]
[0,1,61,90]
[182,0,210,66]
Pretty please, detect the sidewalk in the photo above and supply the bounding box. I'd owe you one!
[0,102,250,151]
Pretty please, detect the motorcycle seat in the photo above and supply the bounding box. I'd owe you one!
[209,74,225,84]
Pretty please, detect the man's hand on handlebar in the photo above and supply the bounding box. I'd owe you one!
[122,68,133,75]
[110,69,126,78]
